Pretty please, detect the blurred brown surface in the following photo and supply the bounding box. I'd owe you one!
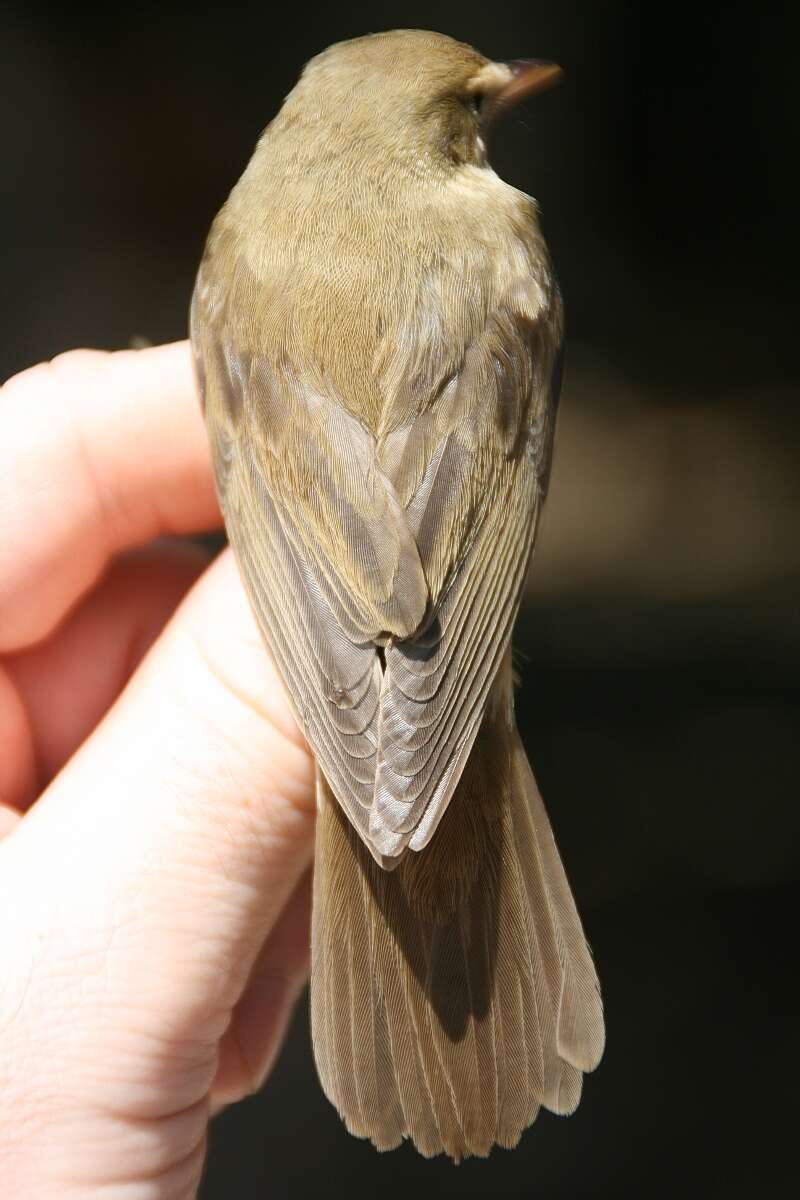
[536,351,800,605]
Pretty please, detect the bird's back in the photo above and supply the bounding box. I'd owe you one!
[199,116,552,437]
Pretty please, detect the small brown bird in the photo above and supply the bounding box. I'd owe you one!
[191,29,604,1159]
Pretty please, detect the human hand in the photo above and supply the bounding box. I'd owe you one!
[0,343,316,1199]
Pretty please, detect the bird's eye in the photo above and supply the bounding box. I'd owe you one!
[466,92,484,118]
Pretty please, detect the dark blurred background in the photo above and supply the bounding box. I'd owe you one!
[3,1,799,1195]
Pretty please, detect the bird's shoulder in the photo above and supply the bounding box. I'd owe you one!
[197,160,557,436]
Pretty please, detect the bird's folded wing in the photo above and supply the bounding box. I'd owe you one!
[369,309,560,859]
[191,302,428,843]
[193,277,559,865]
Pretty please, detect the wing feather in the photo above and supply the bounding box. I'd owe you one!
[193,292,428,844]
[192,252,561,866]
[369,309,561,858]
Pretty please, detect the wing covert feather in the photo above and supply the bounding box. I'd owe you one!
[369,307,561,858]
[192,260,561,865]
[193,291,428,845]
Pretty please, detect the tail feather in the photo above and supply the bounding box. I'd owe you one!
[525,765,605,1073]
[310,675,604,1160]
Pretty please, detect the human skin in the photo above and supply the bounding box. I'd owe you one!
[0,341,316,1199]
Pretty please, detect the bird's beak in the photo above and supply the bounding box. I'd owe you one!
[484,60,563,124]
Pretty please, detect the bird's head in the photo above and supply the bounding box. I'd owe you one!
[273,29,562,175]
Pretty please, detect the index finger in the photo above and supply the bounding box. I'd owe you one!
[0,341,221,651]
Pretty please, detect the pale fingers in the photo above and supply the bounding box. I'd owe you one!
[0,547,314,1120]
[0,341,220,652]
[212,866,312,1107]
[0,540,210,812]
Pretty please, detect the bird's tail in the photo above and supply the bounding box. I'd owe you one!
[310,667,604,1160]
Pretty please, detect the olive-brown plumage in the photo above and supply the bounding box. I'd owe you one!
[191,29,604,1158]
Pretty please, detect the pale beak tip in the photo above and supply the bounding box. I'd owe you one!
[495,59,564,113]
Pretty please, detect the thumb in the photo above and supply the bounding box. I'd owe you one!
[1,548,315,1074]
